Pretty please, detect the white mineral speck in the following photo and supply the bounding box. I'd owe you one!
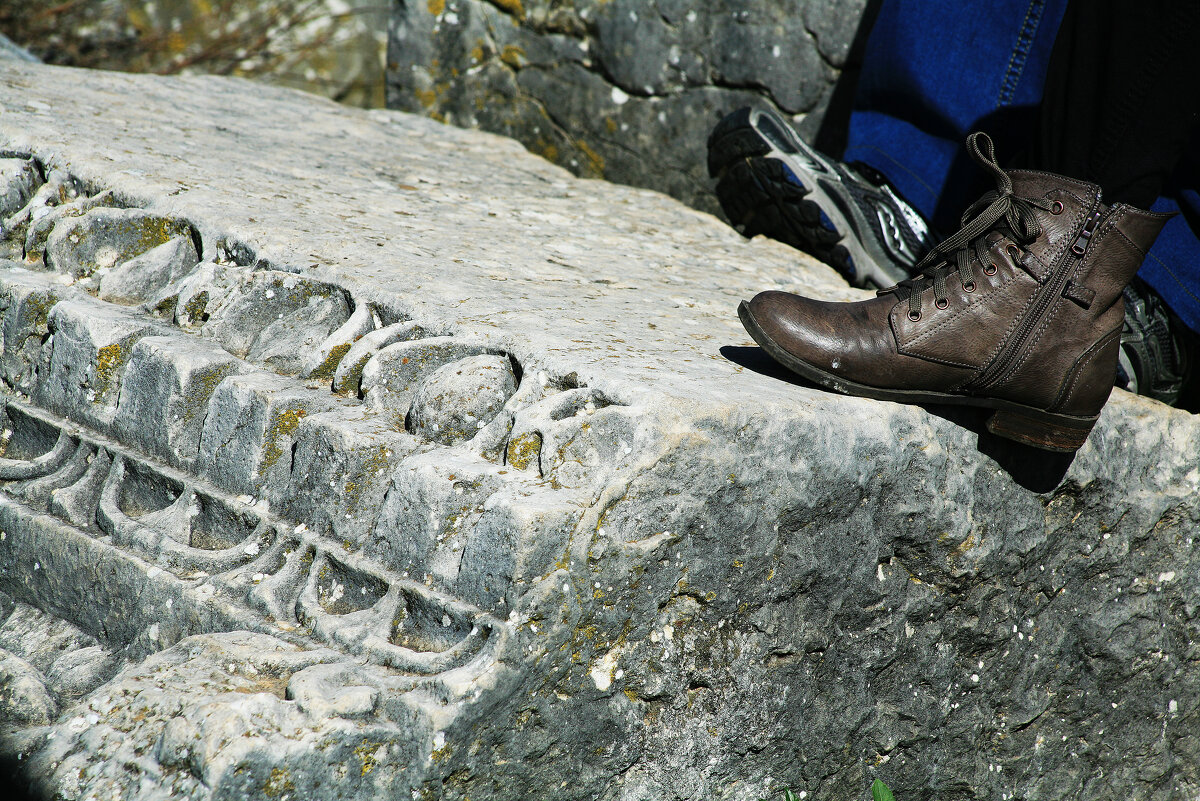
[611,86,630,105]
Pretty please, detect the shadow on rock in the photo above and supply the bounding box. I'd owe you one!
[921,403,1075,492]
[722,345,1075,492]
[720,345,815,390]
[0,753,44,801]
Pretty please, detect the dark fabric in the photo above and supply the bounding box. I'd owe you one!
[843,0,1069,233]
[1034,1,1200,208]
[842,0,1200,333]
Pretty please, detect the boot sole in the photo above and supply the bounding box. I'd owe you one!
[708,108,909,289]
[738,300,1099,452]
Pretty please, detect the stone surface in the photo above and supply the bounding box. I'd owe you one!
[0,61,1197,801]
[0,158,41,221]
[0,32,39,64]
[407,354,518,445]
[45,207,194,279]
[386,0,869,214]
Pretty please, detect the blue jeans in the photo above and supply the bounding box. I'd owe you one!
[843,0,1200,333]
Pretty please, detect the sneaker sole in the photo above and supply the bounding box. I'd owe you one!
[708,107,908,289]
[738,300,1098,452]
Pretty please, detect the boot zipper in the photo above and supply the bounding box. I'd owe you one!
[971,207,1102,392]
[1070,211,1101,255]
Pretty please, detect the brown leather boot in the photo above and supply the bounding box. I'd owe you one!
[739,132,1172,452]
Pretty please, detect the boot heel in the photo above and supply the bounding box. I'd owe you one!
[986,408,1097,452]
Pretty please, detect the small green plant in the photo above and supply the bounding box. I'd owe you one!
[871,779,897,801]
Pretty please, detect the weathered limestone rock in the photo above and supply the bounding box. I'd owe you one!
[0,62,1197,801]
[45,207,193,279]
[387,0,868,213]
[0,158,41,220]
[407,354,518,445]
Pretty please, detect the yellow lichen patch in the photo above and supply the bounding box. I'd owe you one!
[353,741,383,776]
[470,44,485,63]
[309,342,351,380]
[262,767,295,798]
[500,44,525,69]
[94,342,128,397]
[428,0,445,16]
[233,675,290,698]
[415,88,438,109]
[182,290,210,323]
[182,364,238,422]
[506,431,542,471]
[576,140,605,176]
[604,116,618,134]
[22,291,57,331]
[260,407,308,470]
[331,352,373,395]
[113,215,190,269]
[490,0,525,18]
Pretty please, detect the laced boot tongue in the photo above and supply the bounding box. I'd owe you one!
[880,132,1055,318]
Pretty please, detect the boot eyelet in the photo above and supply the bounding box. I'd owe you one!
[1006,245,1022,261]
[908,310,922,322]
[935,298,949,309]
[1051,200,1064,214]
[963,281,977,292]
[984,263,998,276]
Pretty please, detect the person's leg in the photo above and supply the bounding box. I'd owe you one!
[732,0,1199,449]
[1033,0,1200,404]
[709,0,1072,290]
[843,0,1069,231]
[1034,1,1200,210]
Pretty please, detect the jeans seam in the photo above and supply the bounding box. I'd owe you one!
[1145,250,1200,313]
[997,0,1047,107]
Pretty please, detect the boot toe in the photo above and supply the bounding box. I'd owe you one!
[741,290,896,380]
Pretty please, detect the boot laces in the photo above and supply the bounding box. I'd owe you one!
[880,132,1054,318]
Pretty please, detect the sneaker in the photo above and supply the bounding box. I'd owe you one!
[708,106,934,289]
[1116,278,1193,406]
